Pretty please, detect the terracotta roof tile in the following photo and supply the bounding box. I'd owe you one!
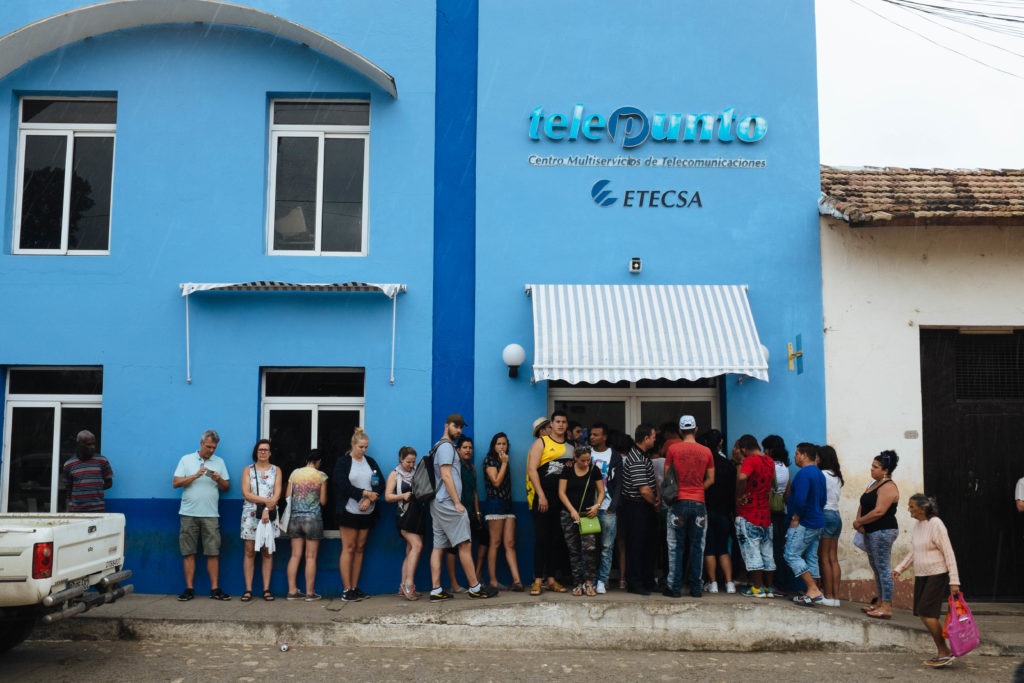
[819,166,1024,226]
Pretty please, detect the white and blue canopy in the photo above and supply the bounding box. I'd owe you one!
[526,284,768,384]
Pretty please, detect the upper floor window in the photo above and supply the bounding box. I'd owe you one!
[14,98,116,254]
[268,100,370,256]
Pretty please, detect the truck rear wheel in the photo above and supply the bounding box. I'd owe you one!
[0,618,36,653]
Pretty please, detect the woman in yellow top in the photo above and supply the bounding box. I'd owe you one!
[526,411,572,596]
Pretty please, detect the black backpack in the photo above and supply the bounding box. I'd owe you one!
[411,439,446,503]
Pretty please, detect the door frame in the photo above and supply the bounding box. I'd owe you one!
[548,386,721,431]
[2,396,102,513]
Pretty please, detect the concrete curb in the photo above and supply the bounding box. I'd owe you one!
[36,598,1019,655]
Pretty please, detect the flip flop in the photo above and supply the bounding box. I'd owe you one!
[865,609,891,619]
[860,597,880,613]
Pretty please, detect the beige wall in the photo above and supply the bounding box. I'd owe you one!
[819,217,1024,582]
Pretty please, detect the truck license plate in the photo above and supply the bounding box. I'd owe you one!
[66,576,90,591]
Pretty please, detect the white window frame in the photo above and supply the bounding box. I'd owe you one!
[13,97,116,255]
[548,385,720,431]
[260,368,366,539]
[266,100,370,257]
[1,369,103,513]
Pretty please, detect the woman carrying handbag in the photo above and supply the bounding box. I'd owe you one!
[557,445,605,597]
[892,494,963,668]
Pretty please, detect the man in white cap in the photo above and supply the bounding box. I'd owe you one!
[663,415,714,597]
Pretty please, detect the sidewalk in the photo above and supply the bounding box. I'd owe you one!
[36,590,1024,655]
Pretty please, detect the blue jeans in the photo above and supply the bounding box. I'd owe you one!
[670,500,707,593]
[784,524,822,579]
[665,508,678,589]
[597,509,617,584]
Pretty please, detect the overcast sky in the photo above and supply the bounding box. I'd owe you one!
[816,0,1024,169]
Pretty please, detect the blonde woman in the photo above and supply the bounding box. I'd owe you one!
[334,428,385,602]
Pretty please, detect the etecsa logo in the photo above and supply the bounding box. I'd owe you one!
[591,179,617,207]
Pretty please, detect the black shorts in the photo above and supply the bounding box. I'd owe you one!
[338,510,375,531]
[704,509,731,557]
[913,573,950,619]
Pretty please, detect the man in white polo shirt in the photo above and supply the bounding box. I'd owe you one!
[172,429,231,601]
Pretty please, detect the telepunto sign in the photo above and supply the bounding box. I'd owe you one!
[529,104,767,148]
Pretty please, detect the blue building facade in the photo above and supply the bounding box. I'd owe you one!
[0,0,823,596]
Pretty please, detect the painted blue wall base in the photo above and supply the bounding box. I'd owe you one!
[109,498,536,597]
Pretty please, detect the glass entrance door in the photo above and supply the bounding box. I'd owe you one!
[2,401,103,513]
[551,385,719,445]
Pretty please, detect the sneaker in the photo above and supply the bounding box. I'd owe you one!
[286,592,304,600]
[595,581,607,595]
[453,586,468,594]
[341,589,359,602]
[209,588,231,601]
[354,588,370,600]
[763,587,775,598]
[430,588,452,602]
[304,593,322,601]
[467,586,491,599]
[662,587,682,598]
[705,581,719,594]
[177,588,195,602]
[740,586,765,599]
[725,582,737,594]
[400,583,419,601]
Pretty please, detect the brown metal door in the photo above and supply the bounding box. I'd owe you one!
[920,329,1024,600]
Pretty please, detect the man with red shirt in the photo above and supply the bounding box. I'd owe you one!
[733,434,776,598]
[664,415,714,598]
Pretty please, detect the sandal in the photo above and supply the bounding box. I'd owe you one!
[584,582,597,597]
[263,590,275,601]
[860,597,879,613]
[547,580,568,593]
[510,582,525,592]
[865,609,891,620]
[240,590,253,603]
[530,579,543,596]
[571,584,583,596]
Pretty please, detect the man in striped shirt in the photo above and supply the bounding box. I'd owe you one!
[619,423,660,595]
[61,430,113,512]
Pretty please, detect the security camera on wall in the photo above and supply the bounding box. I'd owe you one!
[629,257,642,274]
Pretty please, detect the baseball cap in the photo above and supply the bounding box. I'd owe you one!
[679,415,697,430]
[446,413,467,427]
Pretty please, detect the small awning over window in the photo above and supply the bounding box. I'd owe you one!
[526,284,768,384]
[179,281,406,384]
[180,281,404,298]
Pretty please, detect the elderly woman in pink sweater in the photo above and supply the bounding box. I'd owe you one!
[892,493,961,669]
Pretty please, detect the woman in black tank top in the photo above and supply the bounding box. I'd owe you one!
[853,451,900,618]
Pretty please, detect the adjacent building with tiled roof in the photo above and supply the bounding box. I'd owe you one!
[819,166,1024,226]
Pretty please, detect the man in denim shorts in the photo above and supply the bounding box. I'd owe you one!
[733,434,775,598]
[172,430,231,601]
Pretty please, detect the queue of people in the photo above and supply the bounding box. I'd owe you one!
[166,417,965,667]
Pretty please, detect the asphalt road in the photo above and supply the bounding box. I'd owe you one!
[3,640,1022,682]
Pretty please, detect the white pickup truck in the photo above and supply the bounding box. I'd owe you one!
[0,513,133,652]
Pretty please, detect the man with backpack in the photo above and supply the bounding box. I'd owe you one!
[427,414,493,601]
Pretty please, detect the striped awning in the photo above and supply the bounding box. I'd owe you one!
[180,281,404,299]
[178,281,406,385]
[526,284,768,384]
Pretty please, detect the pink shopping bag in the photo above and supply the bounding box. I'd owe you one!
[943,594,980,657]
